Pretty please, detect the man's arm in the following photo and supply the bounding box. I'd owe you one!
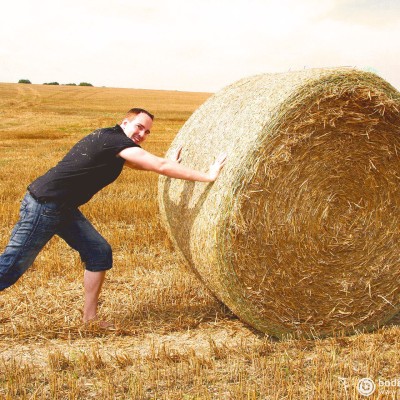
[118,147,226,182]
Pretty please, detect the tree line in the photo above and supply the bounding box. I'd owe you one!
[18,79,93,86]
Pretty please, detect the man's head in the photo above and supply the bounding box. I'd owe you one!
[120,108,154,145]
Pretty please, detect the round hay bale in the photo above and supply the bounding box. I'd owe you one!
[158,68,400,338]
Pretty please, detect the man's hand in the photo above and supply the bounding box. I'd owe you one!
[207,153,227,181]
[171,145,183,163]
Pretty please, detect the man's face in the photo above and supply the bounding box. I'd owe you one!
[121,113,153,145]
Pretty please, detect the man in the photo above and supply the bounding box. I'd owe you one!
[0,108,226,324]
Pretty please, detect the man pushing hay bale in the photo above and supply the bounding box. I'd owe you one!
[158,67,400,338]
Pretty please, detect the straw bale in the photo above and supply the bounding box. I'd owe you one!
[158,68,400,338]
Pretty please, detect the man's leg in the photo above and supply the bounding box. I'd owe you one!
[83,270,106,322]
[0,193,60,290]
[56,209,112,323]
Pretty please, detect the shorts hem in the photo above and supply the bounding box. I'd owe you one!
[85,264,113,272]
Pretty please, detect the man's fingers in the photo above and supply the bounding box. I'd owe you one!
[172,146,183,163]
[216,153,227,165]
[175,146,183,158]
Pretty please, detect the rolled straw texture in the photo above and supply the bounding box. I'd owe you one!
[158,68,400,338]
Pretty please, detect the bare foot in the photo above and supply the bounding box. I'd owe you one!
[83,317,115,330]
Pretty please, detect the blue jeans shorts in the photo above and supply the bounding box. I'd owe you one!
[0,192,112,290]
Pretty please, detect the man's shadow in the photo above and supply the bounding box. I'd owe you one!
[162,176,213,285]
[158,177,240,322]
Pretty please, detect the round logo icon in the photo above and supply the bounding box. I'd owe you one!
[357,378,376,397]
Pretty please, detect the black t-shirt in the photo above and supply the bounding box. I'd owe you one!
[28,125,139,207]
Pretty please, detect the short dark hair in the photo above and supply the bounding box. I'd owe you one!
[126,108,154,120]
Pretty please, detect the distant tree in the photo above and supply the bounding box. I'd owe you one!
[79,82,93,87]
[64,83,77,86]
[18,79,31,84]
[43,82,59,85]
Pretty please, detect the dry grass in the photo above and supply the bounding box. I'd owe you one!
[1,82,400,399]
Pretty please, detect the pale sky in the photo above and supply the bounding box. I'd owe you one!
[1,0,399,92]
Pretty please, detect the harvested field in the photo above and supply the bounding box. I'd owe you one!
[1,81,400,399]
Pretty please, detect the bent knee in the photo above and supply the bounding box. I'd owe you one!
[83,241,113,272]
